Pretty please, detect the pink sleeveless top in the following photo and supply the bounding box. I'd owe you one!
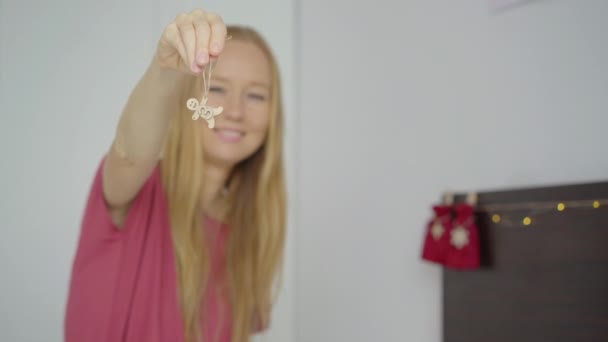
[64,157,232,342]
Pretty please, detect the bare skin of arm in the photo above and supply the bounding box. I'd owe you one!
[102,9,227,228]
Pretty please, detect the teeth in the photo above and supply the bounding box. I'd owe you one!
[217,129,242,137]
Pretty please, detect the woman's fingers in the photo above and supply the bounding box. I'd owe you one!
[176,13,199,73]
[156,9,227,75]
[206,12,227,57]
[163,23,188,70]
[193,17,211,68]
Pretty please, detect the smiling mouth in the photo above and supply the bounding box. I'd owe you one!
[213,128,244,142]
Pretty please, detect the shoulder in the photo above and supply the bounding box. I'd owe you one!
[69,156,167,270]
[81,156,164,236]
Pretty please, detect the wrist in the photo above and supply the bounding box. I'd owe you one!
[146,58,191,93]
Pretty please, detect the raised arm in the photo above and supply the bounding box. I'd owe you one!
[102,9,227,228]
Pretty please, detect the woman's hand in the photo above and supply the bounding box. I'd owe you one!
[155,9,227,75]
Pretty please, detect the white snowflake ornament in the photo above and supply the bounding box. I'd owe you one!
[450,225,470,250]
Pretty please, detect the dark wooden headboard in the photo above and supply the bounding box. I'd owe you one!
[443,181,608,342]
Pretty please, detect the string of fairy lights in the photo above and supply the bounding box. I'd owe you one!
[472,199,607,228]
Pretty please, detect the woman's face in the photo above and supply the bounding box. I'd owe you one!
[201,40,272,168]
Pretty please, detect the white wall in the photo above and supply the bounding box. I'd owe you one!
[0,1,296,341]
[296,1,608,342]
[4,1,608,342]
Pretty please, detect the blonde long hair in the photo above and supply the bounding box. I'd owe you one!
[160,26,287,342]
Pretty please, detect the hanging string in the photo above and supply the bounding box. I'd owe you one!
[186,35,232,128]
[475,199,607,213]
[201,34,230,100]
[200,58,215,104]
[470,198,607,228]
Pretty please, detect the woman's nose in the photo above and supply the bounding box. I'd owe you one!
[222,94,244,121]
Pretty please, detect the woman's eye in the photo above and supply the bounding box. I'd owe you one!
[248,93,266,101]
[210,86,225,93]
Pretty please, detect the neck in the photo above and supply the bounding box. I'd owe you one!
[201,163,232,216]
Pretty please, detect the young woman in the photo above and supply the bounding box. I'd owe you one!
[64,9,287,342]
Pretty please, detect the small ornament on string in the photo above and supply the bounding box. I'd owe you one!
[186,59,223,128]
[186,36,232,129]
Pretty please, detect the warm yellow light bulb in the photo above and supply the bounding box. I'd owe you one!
[557,203,565,211]
[593,201,600,209]
[492,214,501,223]
[523,217,532,226]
